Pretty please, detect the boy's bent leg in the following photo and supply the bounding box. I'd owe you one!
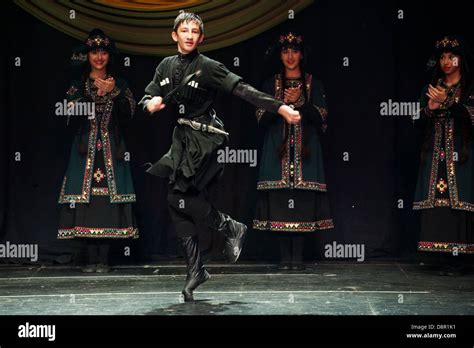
[200,206,247,263]
[168,188,247,263]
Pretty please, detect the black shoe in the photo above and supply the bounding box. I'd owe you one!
[203,208,247,263]
[96,263,111,273]
[278,262,292,271]
[81,264,97,273]
[291,263,306,271]
[182,269,211,302]
[439,265,464,277]
[179,235,210,302]
[83,243,99,273]
[221,217,247,263]
[215,214,247,263]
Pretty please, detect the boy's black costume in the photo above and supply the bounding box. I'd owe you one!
[140,48,286,301]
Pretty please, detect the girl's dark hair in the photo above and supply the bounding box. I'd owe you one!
[430,50,471,99]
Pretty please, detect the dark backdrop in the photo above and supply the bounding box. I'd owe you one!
[1,0,473,264]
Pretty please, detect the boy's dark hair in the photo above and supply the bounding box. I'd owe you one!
[173,12,204,34]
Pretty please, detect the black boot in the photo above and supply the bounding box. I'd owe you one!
[438,254,465,276]
[278,234,292,270]
[82,241,99,273]
[96,243,111,273]
[203,207,247,263]
[291,235,305,271]
[180,235,211,302]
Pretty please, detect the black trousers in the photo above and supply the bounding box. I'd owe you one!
[167,183,216,239]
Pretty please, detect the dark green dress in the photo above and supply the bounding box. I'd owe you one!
[413,80,474,254]
[58,77,138,239]
[253,73,334,233]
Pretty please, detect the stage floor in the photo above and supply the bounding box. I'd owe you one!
[0,262,472,315]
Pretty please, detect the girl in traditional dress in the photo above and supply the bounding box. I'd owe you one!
[253,33,334,270]
[413,35,473,275]
[58,29,138,272]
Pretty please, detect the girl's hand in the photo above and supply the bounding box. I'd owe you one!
[95,77,116,94]
[283,86,302,104]
[427,98,441,111]
[426,84,447,104]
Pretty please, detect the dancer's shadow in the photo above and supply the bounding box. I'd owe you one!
[145,300,247,315]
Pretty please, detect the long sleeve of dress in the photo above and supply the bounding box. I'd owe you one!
[444,84,474,127]
[414,84,474,129]
[64,80,89,130]
[301,79,328,134]
[112,79,136,120]
[413,85,433,130]
[255,78,279,127]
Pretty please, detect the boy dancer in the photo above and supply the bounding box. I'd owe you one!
[139,12,300,301]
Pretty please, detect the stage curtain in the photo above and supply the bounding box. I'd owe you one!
[14,0,313,56]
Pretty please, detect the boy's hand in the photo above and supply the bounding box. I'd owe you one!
[278,105,301,124]
[147,96,166,114]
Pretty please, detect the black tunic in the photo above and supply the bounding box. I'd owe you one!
[139,50,284,193]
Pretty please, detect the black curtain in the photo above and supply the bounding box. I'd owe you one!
[0,6,7,242]
[1,0,473,264]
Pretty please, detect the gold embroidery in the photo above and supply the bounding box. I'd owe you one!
[257,73,327,191]
[418,241,473,254]
[464,104,474,125]
[59,82,136,204]
[414,119,474,212]
[58,226,138,239]
[92,187,109,196]
[253,219,334,232]
[66,85,78,96]
[434,199,450,207]
[413,120,442,209]
[438,79,461,110]
[100,103,136,203]
[444,119,474,212]
[436,178,447,194]
[435,37,459,49]
[315,106,328,122]
[279,32,302,44]
[125,88,136,117]
[59,115,99,204]
[86,36,110,48]
[93,168,105,183]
